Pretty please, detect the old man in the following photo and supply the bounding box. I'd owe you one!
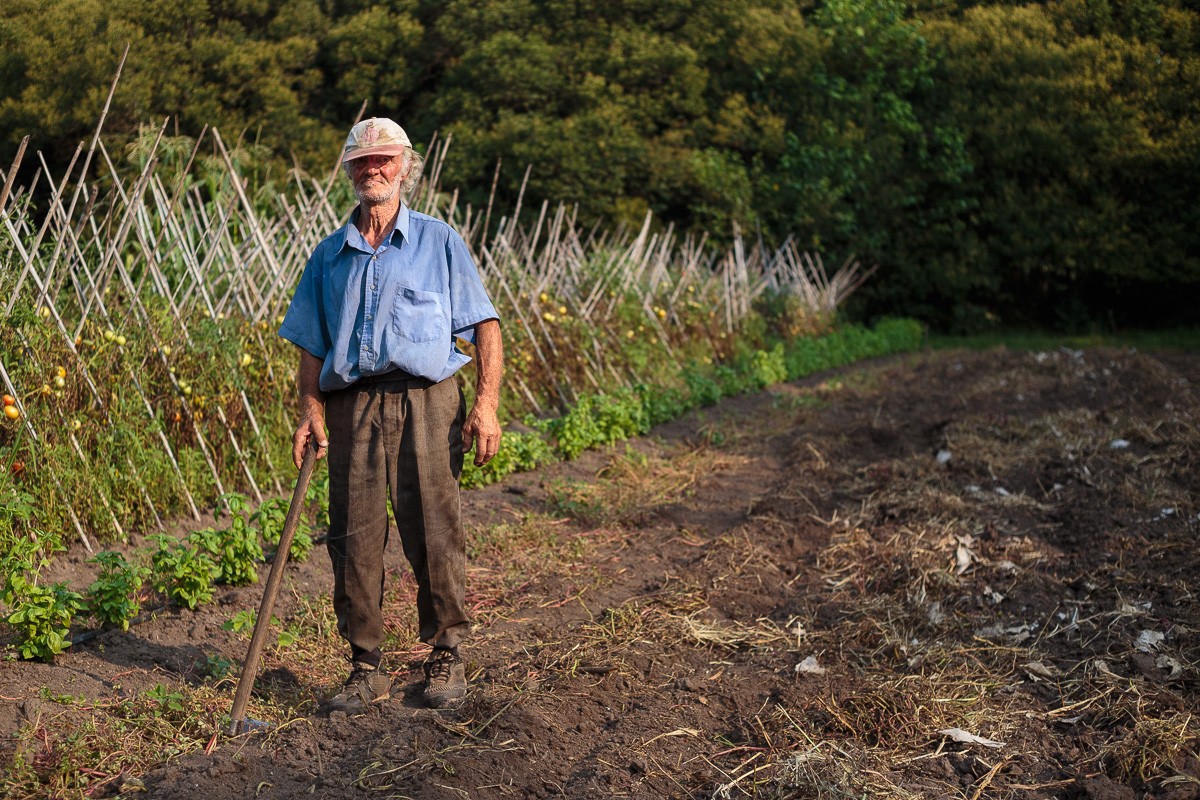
[279,117,502,713]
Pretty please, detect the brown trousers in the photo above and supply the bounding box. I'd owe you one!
[325,373,469,660]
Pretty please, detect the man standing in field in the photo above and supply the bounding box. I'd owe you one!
[278,117,503,713]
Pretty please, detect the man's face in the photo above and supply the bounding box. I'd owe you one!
[347,153,408,206]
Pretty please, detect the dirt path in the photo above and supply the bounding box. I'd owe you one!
[4,347,1199,799]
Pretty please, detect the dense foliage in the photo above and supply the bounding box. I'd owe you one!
[2,0,1197,328]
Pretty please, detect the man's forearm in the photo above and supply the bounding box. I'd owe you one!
[298,348,325,414]
[473,319,503,411]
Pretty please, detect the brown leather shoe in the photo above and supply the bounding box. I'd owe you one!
[423,648,466,708]
[322,662,392,715]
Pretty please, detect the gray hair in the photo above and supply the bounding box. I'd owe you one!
[398,147,425,197]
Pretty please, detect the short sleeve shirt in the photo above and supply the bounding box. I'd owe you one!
[278,204,499,392]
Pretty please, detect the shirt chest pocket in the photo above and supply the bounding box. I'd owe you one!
[391,285,445,343]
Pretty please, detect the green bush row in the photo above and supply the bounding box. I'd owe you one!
[462,318,923,487]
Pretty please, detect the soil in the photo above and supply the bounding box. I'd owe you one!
[3,346,1200,799]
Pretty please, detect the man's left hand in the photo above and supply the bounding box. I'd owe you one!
[463,404,501,466]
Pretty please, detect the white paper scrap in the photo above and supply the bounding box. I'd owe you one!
[794,655,826,675]
[938,728,1004,748]
[1135,630,1165,653]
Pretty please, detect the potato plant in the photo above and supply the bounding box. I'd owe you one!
[187,493,263,586]
[5,583,85,661]
[86,551,149,630]
[148,534,219,611]
[251,496,313,563]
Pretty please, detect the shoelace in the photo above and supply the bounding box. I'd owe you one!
[427,652,456,681]
[345,665,376,687]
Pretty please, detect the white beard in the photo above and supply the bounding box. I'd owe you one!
[354,172,403,206]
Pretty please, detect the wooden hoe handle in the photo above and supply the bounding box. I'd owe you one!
[228,441,319,735]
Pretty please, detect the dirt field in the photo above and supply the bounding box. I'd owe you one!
[3,346,1199,799]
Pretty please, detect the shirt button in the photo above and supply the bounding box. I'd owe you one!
[365,314,373,321]
[371,285,377,291]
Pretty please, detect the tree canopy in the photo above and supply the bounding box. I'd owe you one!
[2,0,1197,330]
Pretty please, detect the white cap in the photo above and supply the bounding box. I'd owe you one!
[342,118,411,163]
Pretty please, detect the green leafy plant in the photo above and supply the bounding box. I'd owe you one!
[148,534,218,610]
[461,430,557,489]
[251,496,313,563]
[750,344,789,388]
[144,684,186,716]
[221,609,257,634]
[195,653,235,681]
[5,583,85,661]
[543,388,650,460]
[188,493,264,586]
[0,500,79,661]
[305,469,331,529]
[86,551,148,630]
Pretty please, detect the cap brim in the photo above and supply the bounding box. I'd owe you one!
[343,144,409,163]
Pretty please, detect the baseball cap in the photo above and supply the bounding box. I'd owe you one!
[342,118,411,163]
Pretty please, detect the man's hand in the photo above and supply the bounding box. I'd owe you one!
[292,410,328,469]
[463,404,501,466]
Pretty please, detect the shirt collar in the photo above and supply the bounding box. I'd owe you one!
[338,203,411,254]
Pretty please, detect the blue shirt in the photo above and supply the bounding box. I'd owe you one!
[278,204,499,392]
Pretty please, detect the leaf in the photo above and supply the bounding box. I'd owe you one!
[938,728,1004,748]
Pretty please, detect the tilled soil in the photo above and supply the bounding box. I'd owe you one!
[3,346,1199,799]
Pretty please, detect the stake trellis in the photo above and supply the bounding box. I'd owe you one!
[1,115,867,545]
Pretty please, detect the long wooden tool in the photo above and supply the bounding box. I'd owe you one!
[229,441,319,735]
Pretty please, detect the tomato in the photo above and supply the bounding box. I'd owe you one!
[4,405,19,420]
[2,394,13,406]
[11,461,23,476]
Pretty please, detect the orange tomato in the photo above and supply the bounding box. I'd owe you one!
[2,395,13,406]
[4,405,19,420]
